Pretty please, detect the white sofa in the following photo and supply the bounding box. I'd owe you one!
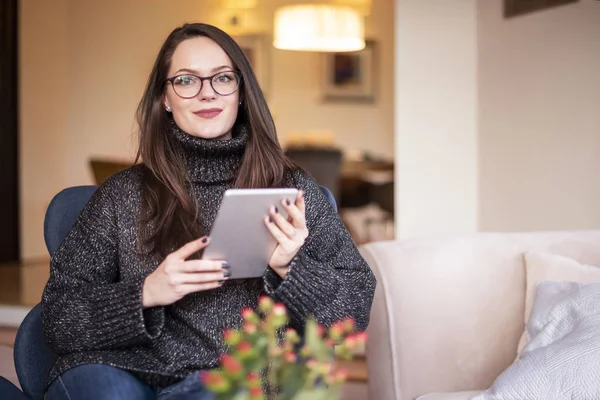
[359,230,600,400]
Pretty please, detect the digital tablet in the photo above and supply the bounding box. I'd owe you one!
[201,188,299,279]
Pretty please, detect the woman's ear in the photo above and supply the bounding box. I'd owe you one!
[163,97,171,113]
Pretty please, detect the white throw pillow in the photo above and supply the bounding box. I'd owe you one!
[472,281,600,400]
[517,252,600,353]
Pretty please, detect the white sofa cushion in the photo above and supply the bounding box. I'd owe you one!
[474,281,600,400]
[517,251,600,353]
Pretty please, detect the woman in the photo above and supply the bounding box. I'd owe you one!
[41,23,376,400]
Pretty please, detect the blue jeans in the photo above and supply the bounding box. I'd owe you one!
[46,364,215,400]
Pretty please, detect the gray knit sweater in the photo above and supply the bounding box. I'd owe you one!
[41,124,376,389]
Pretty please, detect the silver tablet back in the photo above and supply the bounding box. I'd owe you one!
[202,188,298,279]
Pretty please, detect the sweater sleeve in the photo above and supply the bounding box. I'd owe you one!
[41,178,165,355]
[263,172,376,331]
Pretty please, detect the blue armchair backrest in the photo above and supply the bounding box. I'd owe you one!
[43,185,99,257]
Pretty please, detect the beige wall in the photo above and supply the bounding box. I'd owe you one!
[394,0,479,239]
[19,0,394,260]
[394,0,600,239]
[19,0,71,261]
[478,0,600,232]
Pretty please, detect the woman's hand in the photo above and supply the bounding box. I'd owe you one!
[142,237,229,308]
[265,190,309,277]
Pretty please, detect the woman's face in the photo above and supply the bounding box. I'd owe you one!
[164,37,240,140]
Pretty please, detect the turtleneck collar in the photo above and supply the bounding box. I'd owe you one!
[171,122,248,184]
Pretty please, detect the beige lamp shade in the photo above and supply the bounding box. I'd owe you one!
[273,4,365,52]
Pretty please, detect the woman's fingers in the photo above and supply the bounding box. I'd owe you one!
[170,236,210,261]
[269,206,298,238]
[280,192,306,229]
[181,259,229,273]
[177,281,224,295]
[179,270,229,284]
[265,215,295,245]
[296,189,306,214]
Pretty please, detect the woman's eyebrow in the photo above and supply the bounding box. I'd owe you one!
[173,65,234,75]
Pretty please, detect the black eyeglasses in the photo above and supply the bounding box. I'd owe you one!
[165,71,241,98]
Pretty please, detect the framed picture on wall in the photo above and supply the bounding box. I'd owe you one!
[233,34,270,97]
[321,40,376,103]
[504,0,579,18]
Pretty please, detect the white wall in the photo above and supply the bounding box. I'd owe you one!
[478,0,600,232]
[394,0,479,239]
[19,0,394,260]
[393,0,600,239]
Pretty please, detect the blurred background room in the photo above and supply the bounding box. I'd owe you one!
[1,0,599,399]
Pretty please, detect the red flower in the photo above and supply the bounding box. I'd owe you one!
[284,351,297,363]
[341,317,356,333]
[220,354,242,376]
[328,322,344,341]
[284,328,299,343]
[249,386,265,399]
[223,329,241,346]
[272,303,286,316]
[200,371,218,384]
[199,371,229,392]
[242,307,256,320]
[316,323,325,337]
[344,333,358,349]
[258,295,274,313]
[247,371,260,381]
[246,371,261,389]
[243,322,257,335]
[237,340,252,353]
[343,332,367,351]
[354,331,368,344]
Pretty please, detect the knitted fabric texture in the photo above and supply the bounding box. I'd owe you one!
[41,124,376,389]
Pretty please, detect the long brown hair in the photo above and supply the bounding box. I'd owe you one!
[135,23,296,257]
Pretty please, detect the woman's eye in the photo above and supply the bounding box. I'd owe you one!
[174,75,196,85]
[215,73,233,83]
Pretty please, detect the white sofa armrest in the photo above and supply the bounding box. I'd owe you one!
[359,235,527,400]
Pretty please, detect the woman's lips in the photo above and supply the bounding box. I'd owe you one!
[193,108,222,119]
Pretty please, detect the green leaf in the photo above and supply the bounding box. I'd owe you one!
[231,390,251,400]
[304,319,331,362]
[278,364,307,400]
[293,387,338,400]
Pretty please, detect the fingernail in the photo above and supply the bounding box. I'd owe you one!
[222,263,231,269]
[223,271,232,278]
[274,206,279,213]
[202,237,208,243]
[286,199,291,206]
[218,280,225,285]
[269,216,273,223]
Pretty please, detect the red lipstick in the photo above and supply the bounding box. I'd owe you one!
[193,108,222,119]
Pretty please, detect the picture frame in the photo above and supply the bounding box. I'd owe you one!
[233,34,270,97]
[321,40,376,103]
[504,0,579,18]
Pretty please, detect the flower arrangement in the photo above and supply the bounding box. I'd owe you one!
[200,296,367,400]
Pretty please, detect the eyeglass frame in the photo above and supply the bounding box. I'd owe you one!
[165,70,242,98]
